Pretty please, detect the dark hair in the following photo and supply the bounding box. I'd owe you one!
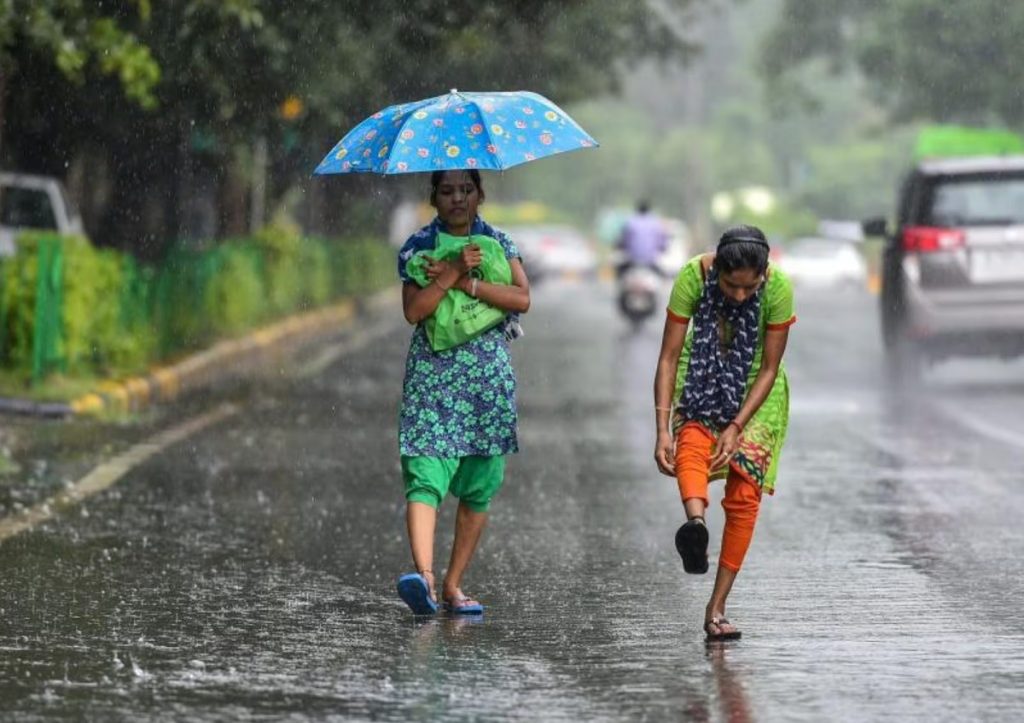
[637,199,650,214]
[714,224,770,275]
[429,169,484,206]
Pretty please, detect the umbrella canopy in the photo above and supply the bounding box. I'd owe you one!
[313,89,598,176]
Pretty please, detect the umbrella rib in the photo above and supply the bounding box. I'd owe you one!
[382,96,432,175]
[436,93,455,173]
[471,97,507,172]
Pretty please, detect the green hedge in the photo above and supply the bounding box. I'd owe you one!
[0,224,395,389]
[0,233,150,376]
[0,233,42,369]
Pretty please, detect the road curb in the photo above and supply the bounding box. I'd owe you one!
[0,288,398,419]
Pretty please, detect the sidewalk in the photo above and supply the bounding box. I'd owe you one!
[0,288,399,419]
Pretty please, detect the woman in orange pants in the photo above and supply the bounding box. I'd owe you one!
[653,225,795,641]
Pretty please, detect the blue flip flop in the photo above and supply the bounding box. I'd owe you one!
[397,573,438,615]
[443,594,484,616]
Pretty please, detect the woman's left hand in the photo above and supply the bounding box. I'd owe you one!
[709,424,741,470]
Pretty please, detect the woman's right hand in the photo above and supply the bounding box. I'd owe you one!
[654,430,676,477]
[423,255,453,282]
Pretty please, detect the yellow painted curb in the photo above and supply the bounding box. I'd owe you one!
[70,394,105,415]
[62,297,372,417]
[251,329,277,347]
[150,368,181,401]
[123,377,152,408]
[96,381,130,411]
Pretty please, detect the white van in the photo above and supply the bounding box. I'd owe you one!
[0,172,83,257]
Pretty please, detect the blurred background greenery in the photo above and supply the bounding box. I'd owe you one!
[6,0,1023,250]
[3,0,1024,390]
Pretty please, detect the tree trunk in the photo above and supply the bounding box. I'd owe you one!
[219,149,249,238]
[249,136,267,233]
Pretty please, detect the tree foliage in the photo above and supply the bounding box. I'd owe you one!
[0,0,160,107]
[762,0,1024,125]
[1,0,700,254]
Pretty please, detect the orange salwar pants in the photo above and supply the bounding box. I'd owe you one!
[675,422,761,572]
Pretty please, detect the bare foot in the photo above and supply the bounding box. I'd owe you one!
[704,608,741,640]
[421,570,437,603]
[441,586,483,614]
[441,576,463,603]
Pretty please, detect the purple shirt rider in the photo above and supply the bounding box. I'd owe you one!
[619,209,669,266]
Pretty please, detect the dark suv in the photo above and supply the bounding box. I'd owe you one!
[864,156,1024,376]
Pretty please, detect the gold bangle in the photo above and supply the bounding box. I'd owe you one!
[655,406,672,412]
[435,279,451,291]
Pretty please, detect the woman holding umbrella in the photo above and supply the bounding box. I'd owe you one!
[653,225,795,640]
[395,169,530,615]
[313,90,596,615]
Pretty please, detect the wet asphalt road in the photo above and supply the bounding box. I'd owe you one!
[1,277,1023,721]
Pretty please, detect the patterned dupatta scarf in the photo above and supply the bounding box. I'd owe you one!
[678,267,762,430]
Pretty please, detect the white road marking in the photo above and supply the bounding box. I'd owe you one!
[846,422,1006,498]
[0,404,239,543]
[931,400,1024,451]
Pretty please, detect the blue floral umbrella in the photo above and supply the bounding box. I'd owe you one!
[313,89,598,176]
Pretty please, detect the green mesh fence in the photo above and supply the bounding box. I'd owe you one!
[31,236,65,384]
[0,232,395,386]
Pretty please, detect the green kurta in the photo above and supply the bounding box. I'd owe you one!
[666,255,796,494]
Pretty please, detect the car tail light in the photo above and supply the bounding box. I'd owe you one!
[902,226,965,253]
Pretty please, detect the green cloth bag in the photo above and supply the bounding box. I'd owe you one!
[406,233,513,352]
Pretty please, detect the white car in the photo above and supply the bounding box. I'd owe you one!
[501,224,598,280]
[0,172,83,257]
[777,237,867,289]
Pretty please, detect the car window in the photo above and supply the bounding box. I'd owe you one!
[0,185,57,229]
[926,174,1024,226]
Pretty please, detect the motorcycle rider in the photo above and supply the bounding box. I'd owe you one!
[617,200,669,278]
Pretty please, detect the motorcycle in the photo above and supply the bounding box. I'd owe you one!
[617,264,662,327]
